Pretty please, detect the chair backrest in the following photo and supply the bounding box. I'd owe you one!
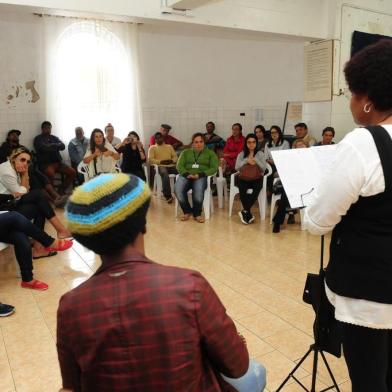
[77,161,121,181]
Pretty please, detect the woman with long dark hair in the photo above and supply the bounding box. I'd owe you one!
[235,134,267,224]
[304,39,392,391]
[254,125,267,151]
[116,131,146,180]
[83,129,120,177]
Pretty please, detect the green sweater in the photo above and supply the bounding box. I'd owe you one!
[177,148,219,176]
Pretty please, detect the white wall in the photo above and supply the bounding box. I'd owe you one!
[0,0,331,40]
[138,23,304,144]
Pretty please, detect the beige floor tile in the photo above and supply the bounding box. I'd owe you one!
[264,328,313,362]
[0,198,354,391]
[257,350,309,391]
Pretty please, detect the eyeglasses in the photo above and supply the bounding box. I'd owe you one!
[18,157,31,164]
[271,131,278,134]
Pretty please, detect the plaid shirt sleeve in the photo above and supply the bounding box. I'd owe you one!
[57,296,82,391]
[194,274,249,378]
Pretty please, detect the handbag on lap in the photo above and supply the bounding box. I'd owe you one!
[238,164,263,182]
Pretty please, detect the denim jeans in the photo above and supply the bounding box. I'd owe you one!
[158,166,177,199]
[174,175,207,217]
[0,211,54,281]
[222,359,266,392]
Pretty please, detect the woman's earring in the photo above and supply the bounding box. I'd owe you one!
[363,103,371,113]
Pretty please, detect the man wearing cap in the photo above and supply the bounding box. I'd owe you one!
[58,173,266,392]
[0,129,22,163]
[149,124,183,150]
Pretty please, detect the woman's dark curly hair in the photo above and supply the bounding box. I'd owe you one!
[344,39,392,111]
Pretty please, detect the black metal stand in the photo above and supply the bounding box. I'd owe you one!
[275,236,341,392]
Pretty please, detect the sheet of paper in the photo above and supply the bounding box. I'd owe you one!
[271,145,337,208]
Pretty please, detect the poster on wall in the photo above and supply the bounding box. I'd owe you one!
[283,101,302,133]
[304,40,333,102]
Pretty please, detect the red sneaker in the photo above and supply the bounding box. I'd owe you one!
[21,280,49,291]
[45,239,73,252]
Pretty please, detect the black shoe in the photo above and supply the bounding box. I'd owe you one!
[0,303,15,317]
[287,214,295,224]
[239,210,249,225]
[272,223,280,233]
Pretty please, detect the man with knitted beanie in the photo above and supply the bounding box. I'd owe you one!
[58,173,266,392]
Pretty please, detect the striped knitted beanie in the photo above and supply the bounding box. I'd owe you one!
[66,173,151,254]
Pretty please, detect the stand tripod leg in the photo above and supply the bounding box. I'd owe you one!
[319,351,341,392]
[311,348,319,391]
[276,346,313,391]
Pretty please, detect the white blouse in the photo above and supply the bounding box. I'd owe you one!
[264,140,290,161]
[0,160,27,195]
[84,142,119,176]
[304,124,392,329]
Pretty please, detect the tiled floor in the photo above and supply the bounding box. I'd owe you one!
[0,196,351,391]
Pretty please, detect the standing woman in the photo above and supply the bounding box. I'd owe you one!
[175,133,219,223]
[235,134,267,224]
[83,129,120,178]
[116,131,146,180]
[304,40,392,391]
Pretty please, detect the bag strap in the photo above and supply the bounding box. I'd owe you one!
[365,125,392,193]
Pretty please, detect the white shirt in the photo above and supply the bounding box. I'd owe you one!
[0,160,28,195]
[84,142,119,176]
[264,140,290,161]
[304,125,392,329]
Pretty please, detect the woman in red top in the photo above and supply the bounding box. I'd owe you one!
[221,123,245,176]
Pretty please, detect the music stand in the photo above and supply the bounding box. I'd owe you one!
[275,236,341,392]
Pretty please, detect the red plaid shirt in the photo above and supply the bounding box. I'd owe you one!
[57,250,248,391]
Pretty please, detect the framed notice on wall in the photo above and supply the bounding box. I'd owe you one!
[304,40,333,102]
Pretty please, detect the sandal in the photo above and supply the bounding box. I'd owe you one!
[194,216,205,223]
[180,214,191,221]
[21,279,48,291]
[45,239,73,252]
[32,251,57,260]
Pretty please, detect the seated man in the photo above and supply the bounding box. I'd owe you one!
[204,121,225,153]
[294,122,317,146]
[315,126,335,146]
[149,124,183,150]
[34,121,76,194]
[59,173,266,392]
[0,129,22,163]
[68,126,89,184]
[148,131,178,203]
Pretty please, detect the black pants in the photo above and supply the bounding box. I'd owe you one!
[273,189,290,224]
[0,211,54,281]
[339,321,392,391]
[16,189,56,230]
[236,178,263,213]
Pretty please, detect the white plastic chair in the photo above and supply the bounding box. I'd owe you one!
[77,161,121,182]
[152,165,176,197]
[0,242,21,277]
[270,177,305,229]
[215,166,228,208]
[174,174,216,220]
[228,163,272,221]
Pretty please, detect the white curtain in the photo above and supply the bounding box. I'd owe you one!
[42,16,142,145]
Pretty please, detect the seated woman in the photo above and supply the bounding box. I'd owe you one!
[116,131,146,180]
[0,148,72,240]
[0,211,72,290]
[235,134,267,224]
[254,125,267,152]
[83,129,120,178]
[272,139,308,233]
[175,132,219,223]
[264,125,290,193]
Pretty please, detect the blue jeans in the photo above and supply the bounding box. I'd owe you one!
[0,211,54,281]
[174,175,207,217]
[222,359,266,392]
